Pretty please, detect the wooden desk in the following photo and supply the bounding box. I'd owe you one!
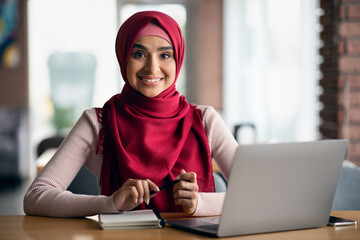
[1,211,359,240]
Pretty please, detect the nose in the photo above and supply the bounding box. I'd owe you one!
[144,55,160,74]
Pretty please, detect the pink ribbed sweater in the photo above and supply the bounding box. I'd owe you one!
[24,105,238,217]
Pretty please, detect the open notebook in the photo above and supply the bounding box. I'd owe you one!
[167,139,348,237]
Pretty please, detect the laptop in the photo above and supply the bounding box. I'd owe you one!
[167,139,348,237]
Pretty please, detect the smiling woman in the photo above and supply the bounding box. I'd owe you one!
[24,11,238,218]
[126,35,176,98]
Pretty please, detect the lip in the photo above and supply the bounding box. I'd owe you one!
[138,76,164,85]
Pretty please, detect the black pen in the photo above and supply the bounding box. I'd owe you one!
[150,179,180,195]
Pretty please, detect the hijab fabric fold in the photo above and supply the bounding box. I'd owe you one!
[96,11,215,212]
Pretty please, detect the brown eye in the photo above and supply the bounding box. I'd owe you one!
[133,51,145,59]
[160,53,171,59]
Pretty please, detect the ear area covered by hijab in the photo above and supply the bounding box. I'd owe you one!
[96,11,215,212]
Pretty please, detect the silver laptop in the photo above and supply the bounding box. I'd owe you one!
[167,139,348,237]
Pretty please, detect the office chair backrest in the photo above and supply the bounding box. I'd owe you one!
[37,136,99,195]
[332,161,360,210]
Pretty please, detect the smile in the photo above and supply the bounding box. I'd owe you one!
[139,77,163,83]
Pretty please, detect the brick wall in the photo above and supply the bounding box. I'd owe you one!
[320,0,360,166]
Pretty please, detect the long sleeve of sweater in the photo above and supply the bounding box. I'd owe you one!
[23,106,238,217]
[24,110,119,217]
[192,106,238,216]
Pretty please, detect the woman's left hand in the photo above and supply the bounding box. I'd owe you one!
[173,169,199,215]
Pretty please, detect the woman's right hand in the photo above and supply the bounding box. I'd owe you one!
[112,178,160,211]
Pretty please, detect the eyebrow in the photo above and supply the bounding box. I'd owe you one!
[132,43,173,52]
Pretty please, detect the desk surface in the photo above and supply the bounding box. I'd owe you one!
[0,211,359,240]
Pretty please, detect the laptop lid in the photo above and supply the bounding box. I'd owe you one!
[217,139,348,237]
[167,139,348,237]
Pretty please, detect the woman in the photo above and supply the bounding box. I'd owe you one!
[24,11,238,217]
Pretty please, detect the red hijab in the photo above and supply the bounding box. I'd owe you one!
[96,11,215,212]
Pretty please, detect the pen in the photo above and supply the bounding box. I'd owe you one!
[150,179,180,195]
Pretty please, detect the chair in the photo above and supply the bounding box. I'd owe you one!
[332,161,360,210]
[233,123,257,143]
[37,135,65,157]
[213,172,227,192]
[37,136,99,195]
[67,166,99,195]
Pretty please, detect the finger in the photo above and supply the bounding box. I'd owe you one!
[122,178,135,187]
[175,169,186,180]
[129,186,139,204]
[134,181,145,204]
[140,180,158,204]
[173,182,199,193]
[147,179,160,192]
[174,197,197,207]
[113,185,144,211]
[176,169,197,183]
[118,185,139,205]
[142,180,150,205]
[179,172,197,183]
[147,180,160,197]
[173,189,197,199]
[143,179,160,204]
[173,177,199,192]
[174,198,198,215]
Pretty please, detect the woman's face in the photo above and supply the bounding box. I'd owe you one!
[126,35,176,98]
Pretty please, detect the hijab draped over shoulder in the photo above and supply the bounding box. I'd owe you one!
[96,11,215,212]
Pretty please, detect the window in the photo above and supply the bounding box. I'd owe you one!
[28,0,118,160]
[223,0,320,143]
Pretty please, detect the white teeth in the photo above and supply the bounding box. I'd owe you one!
[141,78,161,83]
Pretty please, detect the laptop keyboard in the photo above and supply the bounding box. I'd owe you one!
[195,224,219,232]
[192,217,220,233]
[196,217,220,225]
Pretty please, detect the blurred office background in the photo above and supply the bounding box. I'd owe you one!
[1,0,360,214]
